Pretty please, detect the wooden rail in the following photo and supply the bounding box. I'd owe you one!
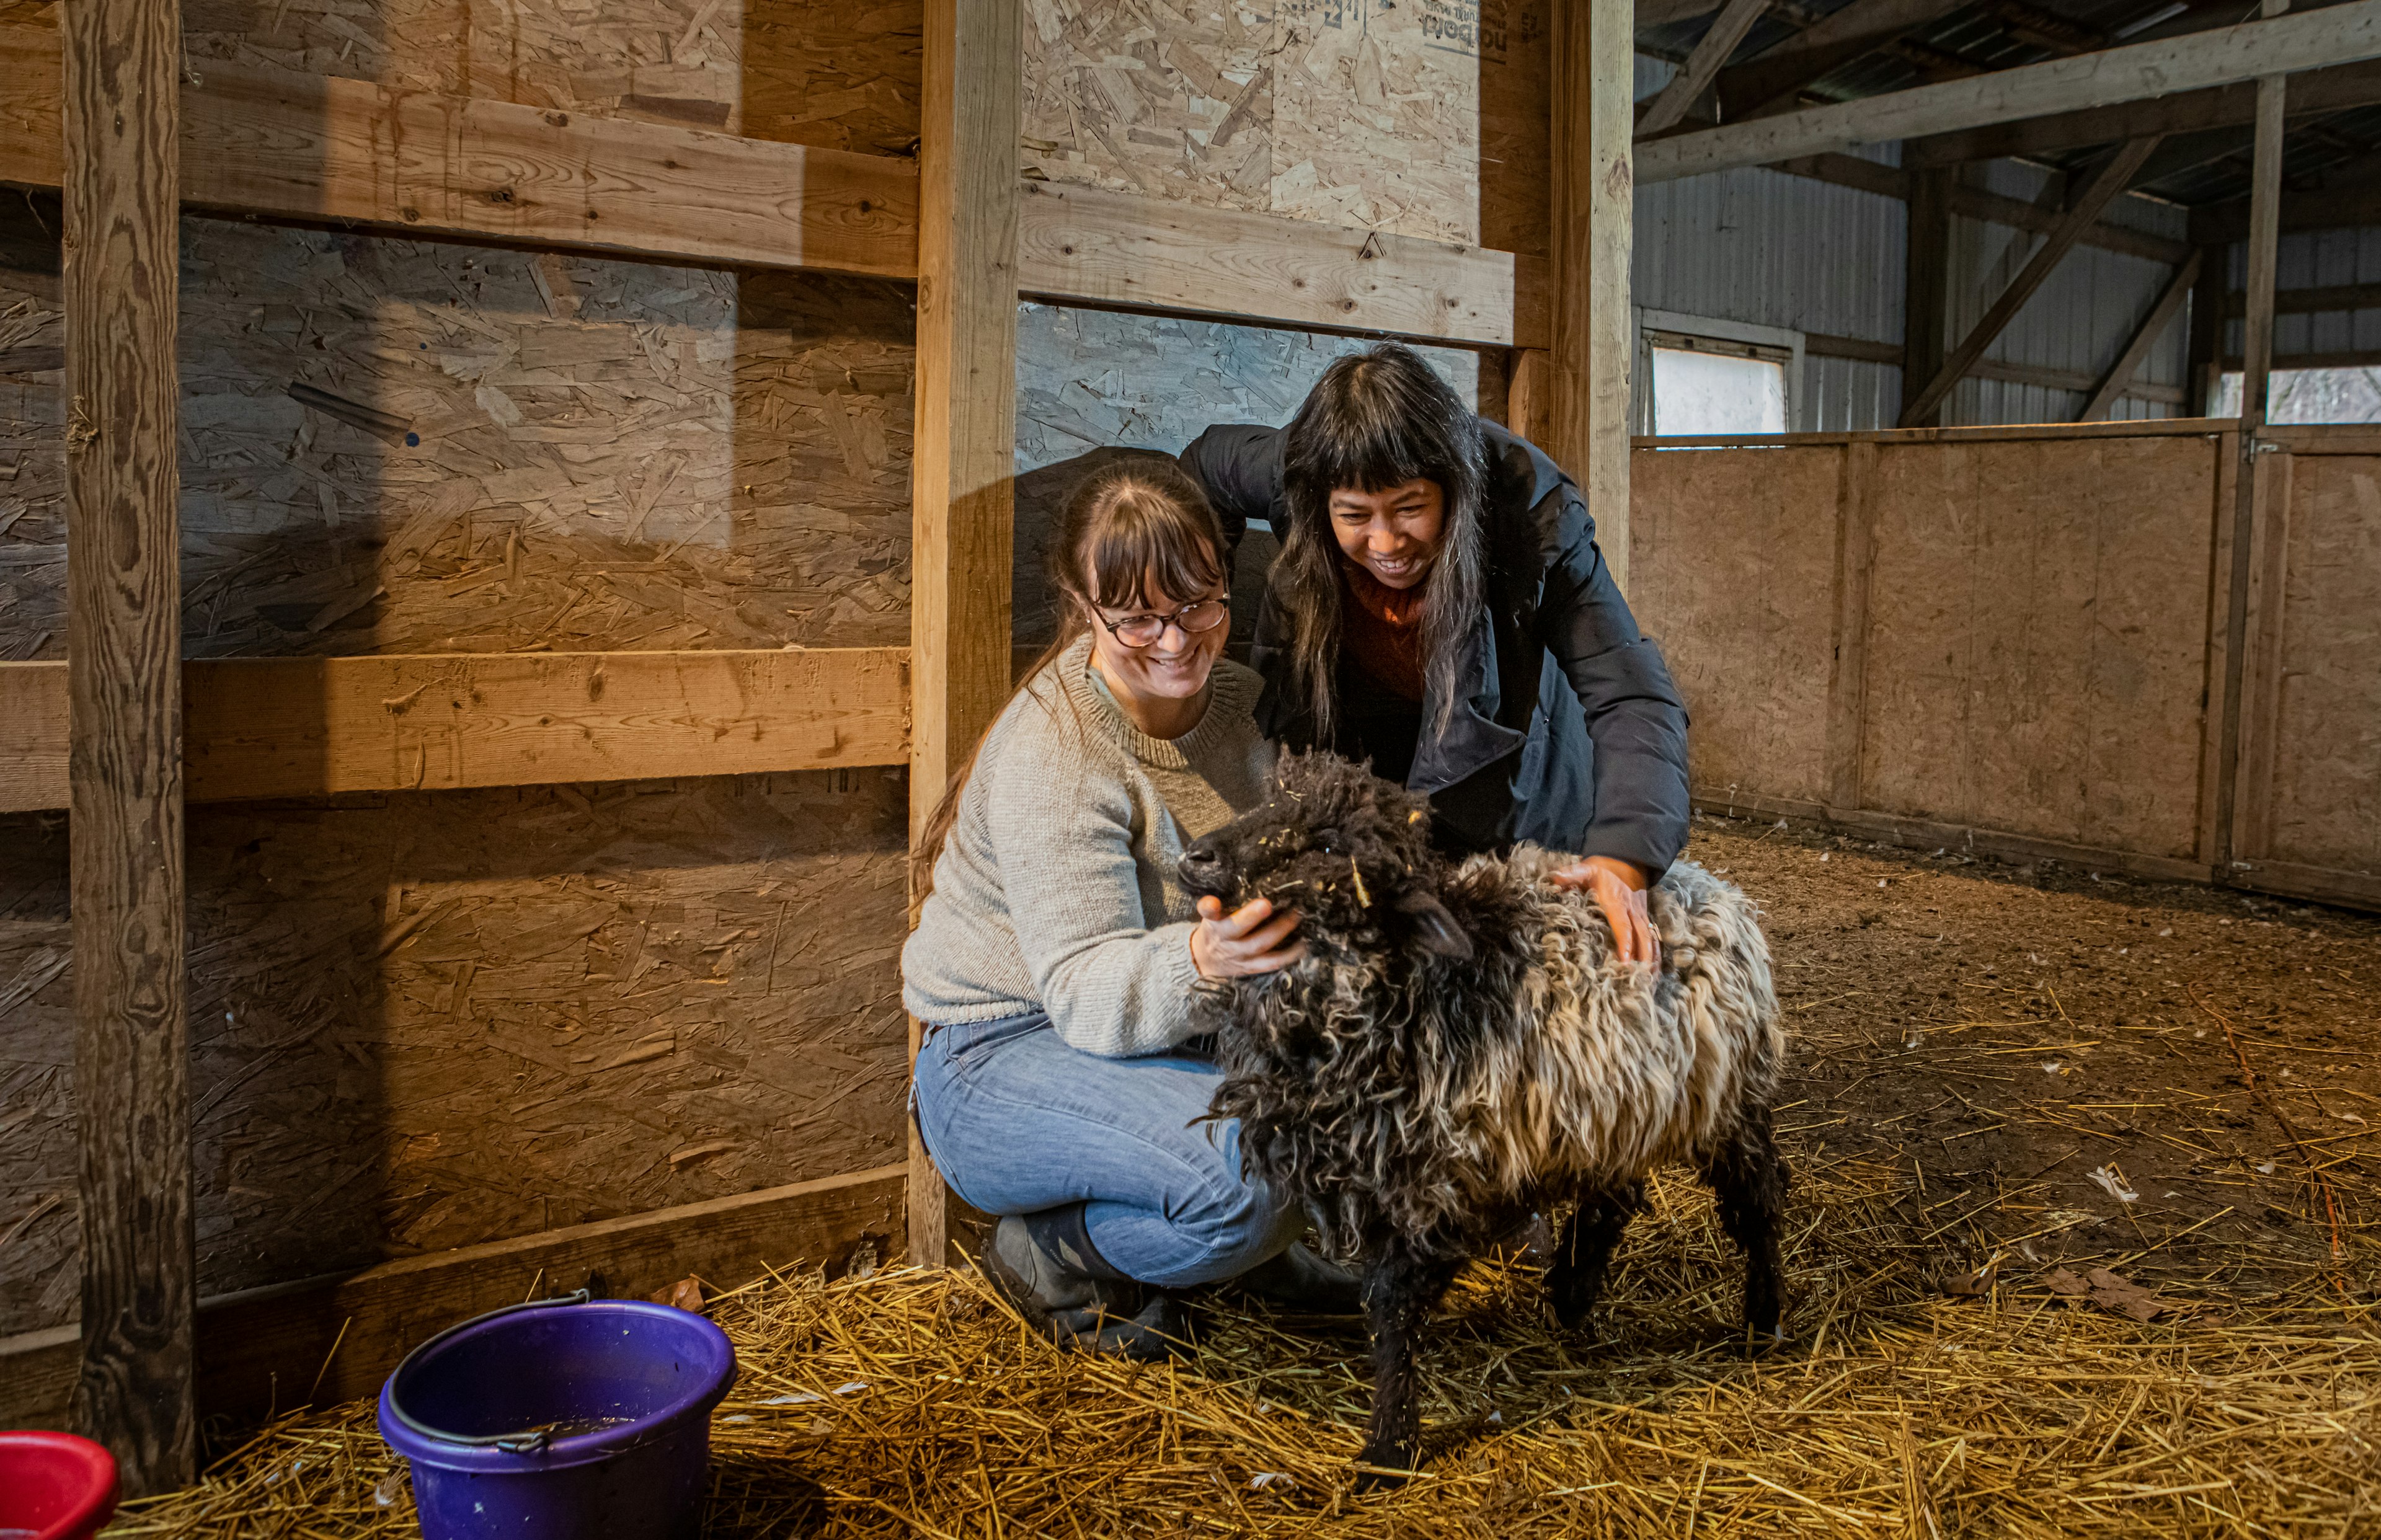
[0,648,911,813]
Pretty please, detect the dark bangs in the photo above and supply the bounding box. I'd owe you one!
[1282,347,1477,501]
[1076,471,1227,611]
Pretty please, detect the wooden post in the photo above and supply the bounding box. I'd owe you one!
[2186,241,2227,415]
[1902,165,1953,428]
[2213,15,2287,878]
[1636,0,1770,138]
[64,0,193,1494]
[1551,0,1637,592]
[907,0,1019,1268]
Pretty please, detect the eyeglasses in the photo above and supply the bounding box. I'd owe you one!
[1095,597,1230,648]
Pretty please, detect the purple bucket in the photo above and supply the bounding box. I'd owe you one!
[377,1290,737,1540]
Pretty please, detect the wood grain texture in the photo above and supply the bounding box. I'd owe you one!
[1627,445,1844,807]
[2238,452,2381,884]
[1,1166,905,1430]
[0,649,910,812]
[64,0,195,1488]
[1637,2,2381,182]
[1017,179,1549,350]
[1857,433,2225,861]
[1636,0,1769,138]
[0,28,921,280]
[1550,0,1635,591]
[907,0,1018,1268]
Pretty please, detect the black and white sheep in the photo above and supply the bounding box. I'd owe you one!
[1178,750,1788,1480]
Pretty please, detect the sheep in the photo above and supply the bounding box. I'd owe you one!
[1177,750,1788,1482]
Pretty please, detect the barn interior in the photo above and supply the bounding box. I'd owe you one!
[1,0,2377,1530]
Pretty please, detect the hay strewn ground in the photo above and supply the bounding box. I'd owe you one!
[112,1159,2378,1538]
[110,820,2381,1537]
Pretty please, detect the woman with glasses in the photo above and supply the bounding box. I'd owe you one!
[1181,343,1691,967]
[902,461,1355,1361]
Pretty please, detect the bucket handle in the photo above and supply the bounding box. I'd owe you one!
[385,1288,594,1453]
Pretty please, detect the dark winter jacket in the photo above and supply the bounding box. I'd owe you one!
[1179,418,1691,878]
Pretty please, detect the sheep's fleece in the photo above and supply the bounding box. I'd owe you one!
[1186,754,1782,1262]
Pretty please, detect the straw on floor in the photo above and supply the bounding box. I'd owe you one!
[109,1151,2379,1539]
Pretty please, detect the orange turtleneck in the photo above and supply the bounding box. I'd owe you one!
[1339,559,1427,702]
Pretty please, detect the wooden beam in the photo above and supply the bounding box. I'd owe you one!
[1898,137,2162,427]
[2220,345,2381,370]
[1715,0,1969,120]
[1,1166,905,1431]
[65,0,193,1493]
[1638,0,1771,137]
[2191,177,2381,244]
[1507,348,1555,445]
[2222,279,2381,316]
[2080,249,2202,421]
[0,648,910,813]
[0,25,920,280]
[908,0,1019,1270]
[1016,180,1547,349]
[1553,0,1638,591]
[2188,242,2227,414]
[2215,55,2287,880]
[1903,166,1953,427]
[1637,2,2381,183]
[1907,56,2381,167]
[0,652,910,809]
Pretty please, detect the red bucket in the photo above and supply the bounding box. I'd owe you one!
[0,1432,118,1540]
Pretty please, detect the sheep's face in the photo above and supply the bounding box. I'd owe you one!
[1178,750,1471,960]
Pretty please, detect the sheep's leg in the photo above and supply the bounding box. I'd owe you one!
[1702,1102,1791,1344]
[1353,1239,1464,1488]
[1545,1182,1644,1331]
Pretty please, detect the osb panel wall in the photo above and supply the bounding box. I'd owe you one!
[1858,435,2222,860]
[1019,0,1549,252]
[174,0,920,153]
[1628,446,1843,808]
[0,206,913,661]
[1012,301,1479,648]
[0,779,907,1337]
[2248,453,2381,878]
[0,197,914,1327]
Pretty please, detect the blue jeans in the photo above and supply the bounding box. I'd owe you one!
[913,1013,1308,1288]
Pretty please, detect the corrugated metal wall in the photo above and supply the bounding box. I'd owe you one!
[1631,55,2196,431]
[2222,228,2381,366]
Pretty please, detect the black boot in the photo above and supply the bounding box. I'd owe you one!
[983,1205,1190,1361]
[1238,1241,1363,1313]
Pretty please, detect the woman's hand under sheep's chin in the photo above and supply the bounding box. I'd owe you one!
[1544,856,1660,967]
[1190,894,1306,980]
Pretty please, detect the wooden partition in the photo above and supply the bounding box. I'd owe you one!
[1633,422,2240,885]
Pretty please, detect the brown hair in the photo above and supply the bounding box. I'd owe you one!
[911,459,1230,901]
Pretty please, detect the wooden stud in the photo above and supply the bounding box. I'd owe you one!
[1636,2,2381,182]
[1901,167,1953,428]
[2186,242,2227,416]
[1898,136,2162,428]
[908,0,1020,1268]
[2078,249,2202,422]
[1637,0,1771,138]
[1507,348,1555,446]
[2213,44,2287,878]
[63,0,193,1492]
[1550,0,1636,592]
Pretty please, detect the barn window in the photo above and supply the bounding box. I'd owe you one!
[2209,366,2381,424]
[1634,311,1804,436]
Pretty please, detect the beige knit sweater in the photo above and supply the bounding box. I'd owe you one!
[900,635,1274,1058]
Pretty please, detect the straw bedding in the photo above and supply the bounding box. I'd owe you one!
[109,1155,2377,1539]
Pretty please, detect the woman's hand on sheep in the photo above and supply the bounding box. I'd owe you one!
[1190,895,1305,980]
[1546,856,1660,967]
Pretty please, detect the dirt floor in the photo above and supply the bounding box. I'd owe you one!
[111,816,2381,1538]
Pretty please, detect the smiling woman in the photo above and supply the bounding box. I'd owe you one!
[1180,343,1696,970]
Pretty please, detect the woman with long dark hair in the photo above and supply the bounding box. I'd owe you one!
[1181,343,1690,961]
[903,460,1353,1361]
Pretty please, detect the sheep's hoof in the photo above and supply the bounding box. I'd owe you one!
[1352,1461,1414,1493]
[1738,1325,1789,1357]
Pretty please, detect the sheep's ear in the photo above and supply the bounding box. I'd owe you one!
[1397,890,1473,961]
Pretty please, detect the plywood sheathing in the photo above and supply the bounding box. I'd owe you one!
[0,207,915,662]
[1021,0,1548,253]
[168,0,923,154]
[0,772,909,1339]
[1011,302,1479,650]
